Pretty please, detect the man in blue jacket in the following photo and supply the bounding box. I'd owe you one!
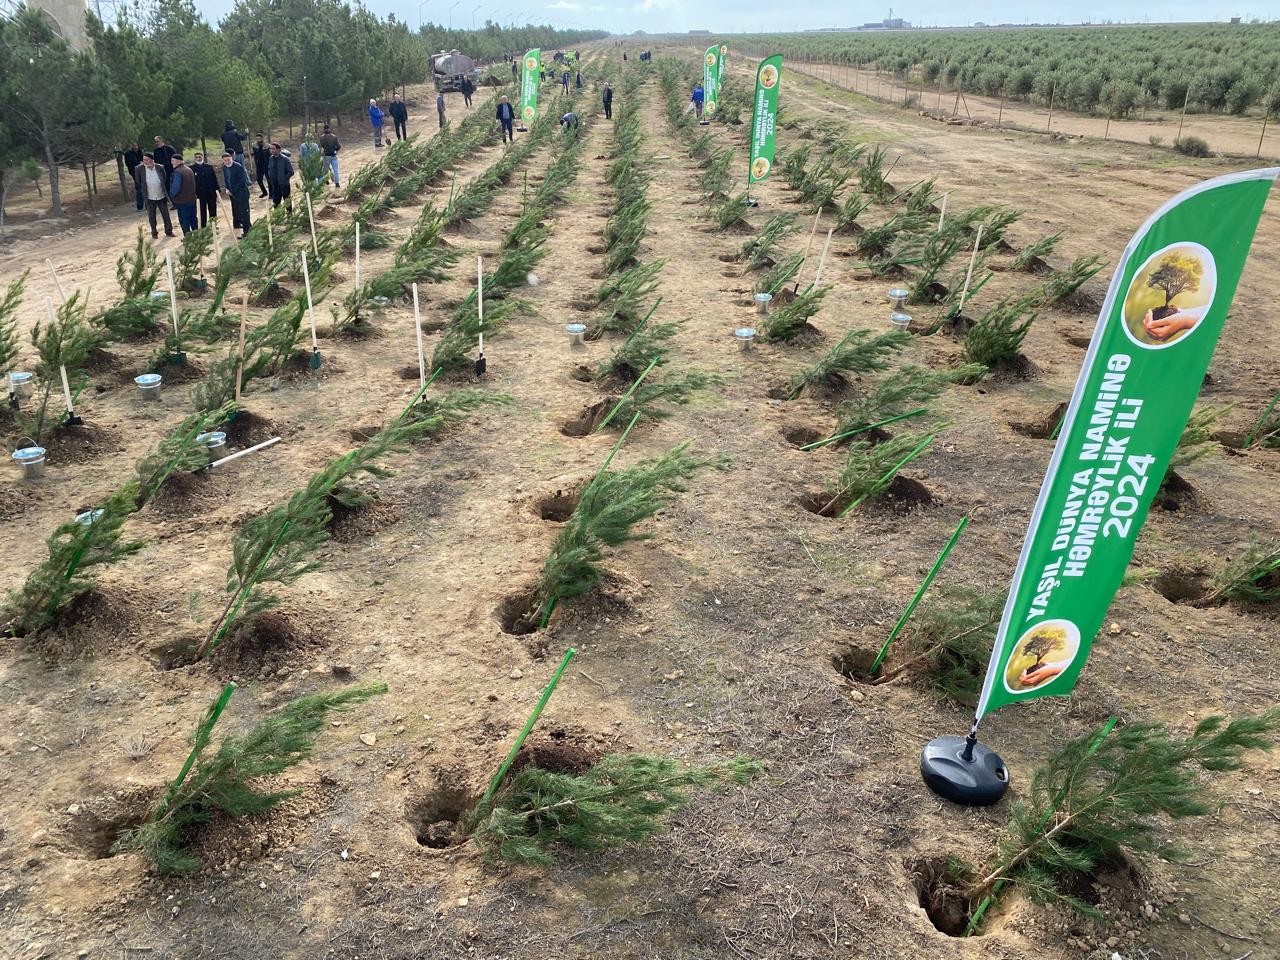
[368,99,385,148]
[496,94,516,144]
[220,152,252,237]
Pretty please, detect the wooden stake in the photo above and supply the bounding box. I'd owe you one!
[165,250,180,336]
[794,211,821,293]
[354,220,361,288]
[266,209,274,251]
[211,217,221,271]
[938,192,949,231]
[300,252,318,351]
[476,255,484,355]
[958,224,984,314]
[412,282,426,388]
[1046,81,1056,132]
[45,258,67,303]
[59,363,73,416]
[235,293,248,404]
[304,192,319,258]
[1176,89,1189,144]
[1259,113,1270,159]
[813,227,834,286]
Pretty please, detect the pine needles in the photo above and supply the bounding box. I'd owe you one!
[836,364,985,435]
[593,260,666,338]
[1169,404,1231,470]
[0,270,26,376]
[963,294,1039,368]
[1033,255,1106,305]
[1011,232,1063,271]
[709,192,750,231]
[114,682,386,873]
[20,292,99,443]
[787,327,911,399]
[1205,535,1280,605]
[963,710,1280,927]
[818,429,936,517]
[472,753,761,865]
[739,214,799,272]
[877,585,1002,703]
[762,283,830,342]
[754,253,804,298]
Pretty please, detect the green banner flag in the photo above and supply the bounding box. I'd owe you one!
[718,43,728,83]
[976,168,1278,720]
[703,45,721,118]
[520,48,541,125]
[748,55,782,184]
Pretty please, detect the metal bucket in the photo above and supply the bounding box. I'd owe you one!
[734,327,757,351]
[753,293,773,315]
[888,288,909,310]
[891,312,912,331]
[565,323,587,349]
[75,508,106,526]
[135,373,163,401]
[12,446,46,479]
[196,431,227,460]
[8,371,33,399]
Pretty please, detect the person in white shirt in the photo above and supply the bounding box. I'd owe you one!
[132,152,174,238]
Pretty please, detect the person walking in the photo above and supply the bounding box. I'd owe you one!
[602,82,613,120]
[511,58,518,80]
[436,92,446,129]
[389,93,409,141]
[368,99,385,148]
[575,71,583,89]
[152,135,176,191]
[496,94,515,144]
[691,83,705,119]
[220,121,247,165]
[167,155,198,235]
[220,152,252,237]
[561,69,570,94]
[134,152,174,238]
[252,135,270,198]
[123,142,144,211]
[190,152,219,228]
[300,132,320,179]
[462,76,475,108]
[267,142,293,210]
[318,124,341,189]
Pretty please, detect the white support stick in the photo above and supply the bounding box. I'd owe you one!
[165,250,180,336]
[938,192,949,232]
[46,258,67,303]
[813,227,834,286]
[354,221,361,289]
[305,192,319,258]
[235,293,248,404]
[801,211,821,264]
[208,436,281,470]
[958,224,984,314]
[266,209,274,251]
[59,364,74,416]
[300,252,318,350]
[412,283,426,388]
[211,217,221,272]
[476,255,485,355]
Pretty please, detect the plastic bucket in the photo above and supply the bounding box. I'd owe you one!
[12,446,46,479]
[888,288,909,310]
[753,293,773,315]
[196,431,227,460]
[890,312,912,330]
[135,373,163,401]
[734,327,757,351]
[76,508,106,526]
[565,323,587,349]
[8,371,33,399]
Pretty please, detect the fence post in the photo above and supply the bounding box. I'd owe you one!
[1046,81,1056,132]
[1176,89,1189,144]
[997,82,1006,127]
[1259,113,1270,159]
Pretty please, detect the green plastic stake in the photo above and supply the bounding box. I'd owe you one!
[476,647,577,813]
[869,516,970,674]
[800,409,928,450]
[1048,412,1065,441]
[965,716,1117,935]
[593,359,658,434]
[202,519,292,657]
[616,297,664,353]
[157,683,236,817]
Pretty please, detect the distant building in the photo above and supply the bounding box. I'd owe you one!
[28,0,89,50]
[860,18,909,29]
[688,29,711,34]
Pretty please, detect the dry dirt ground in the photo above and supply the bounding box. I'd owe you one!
[1,45,1278,960]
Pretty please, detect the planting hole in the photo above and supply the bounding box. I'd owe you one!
[559,400,611,438]
[798,490,850,518]
[910,856,975,937]
[569,364,593,383]
[783,426,825,448]
[497,588,544,636]
[831,646,878,683]
[1153,571,1209,605]
[405,775,475,850]
[1152,471,1196,512]
[62,788,155,860]
[1010,402,1067,440]
[535,488,580,522]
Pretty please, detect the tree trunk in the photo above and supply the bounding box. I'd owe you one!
[0,175,7,240]
[43,131,62,218]
[91,162,98,196]
[201,135,209,159]
[83,164,94,211]
[116,151,128,198]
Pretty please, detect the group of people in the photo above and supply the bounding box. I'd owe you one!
[122,117,339,242]
[366,93,410,147]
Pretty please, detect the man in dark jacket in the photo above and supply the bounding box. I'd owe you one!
[318,124,341,189]
[134,152,174,238]
[220,152,252,237]
[266,142,293,210]
[190,152,219,227]
[496,94,515,144]
[220,121,247,165]
[436,92,446,129]
[460,76,474,108]
[602,83,613,120]
[251,136,270,198]
[389,94,409,140]
[124,143,144,210]
[152,135,176,191]
[167,155,198,235]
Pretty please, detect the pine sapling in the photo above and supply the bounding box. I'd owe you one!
[1011,232,1063,272]
[0,270,27,377]
[709,191,750,231]
[787,327,911,399]
[174,226,214,293]
[114,682,387,873]
[1169,404,1232,470]
[134,406,233,507]
[754,252,804,297]
[699,149,733,201]
[834,192,873,234]
[598,312,681,382]
[593,260,666,338]
[836,364,985,435]
[905,231,967,304]
[1243,389,1280,449]
[20,293,99,444]
[472,754,761,865]
[963,294,1040,368]
[977,207,1022,249]
[959,710,1280,930]
[781,144,811,188]
[763,283,831,343]
[1033,255,1107,306]
[739,213,798,271]
[1203,535,1280,605]
[818,428,936,517]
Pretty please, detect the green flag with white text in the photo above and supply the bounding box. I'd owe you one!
[976,168,1278,720]
[704,45,721,118]
[718,43,728,83]
[748,55,782,184]
[520,48,541,125]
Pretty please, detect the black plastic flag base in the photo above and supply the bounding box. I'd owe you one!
[920,734,1009,806]
[746,197,759,207]
[309,348,322,370]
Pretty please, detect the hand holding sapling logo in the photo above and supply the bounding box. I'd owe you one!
[1122,242,1216,348]
[1003,619,1080,693]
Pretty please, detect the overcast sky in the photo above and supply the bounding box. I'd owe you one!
[201,2,1273,35]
